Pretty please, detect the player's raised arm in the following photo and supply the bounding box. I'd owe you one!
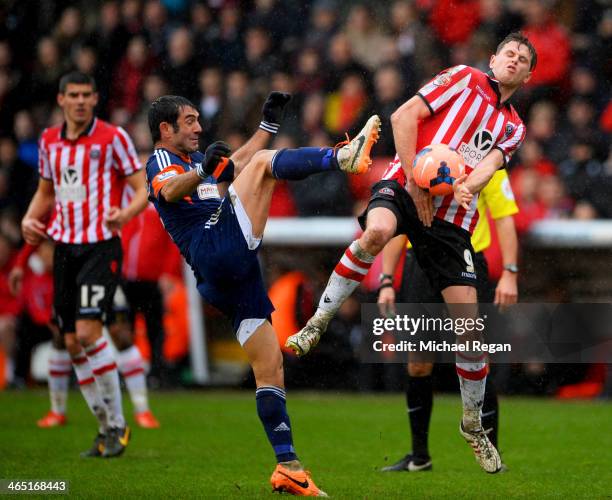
[231,92,292,176]
[390,95,434,226]
[158,141,231,202]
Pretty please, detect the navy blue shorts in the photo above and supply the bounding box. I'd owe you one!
[191,188,274,339]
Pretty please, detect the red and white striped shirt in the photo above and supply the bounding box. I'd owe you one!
[38,118,141,244]
[382,65,526,233]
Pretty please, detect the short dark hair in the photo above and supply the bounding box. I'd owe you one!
[59,71,97,93]
[496,32,537,71]
[148,95,198,143]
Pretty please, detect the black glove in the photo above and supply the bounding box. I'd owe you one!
[259,91,292,134]
[197,141,231,178]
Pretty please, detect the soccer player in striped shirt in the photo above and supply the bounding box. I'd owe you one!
[21,72,148,457]
[287,32,536,474]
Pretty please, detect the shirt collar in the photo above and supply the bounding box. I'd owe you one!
[60,118,97,140]
[486,70,511,110]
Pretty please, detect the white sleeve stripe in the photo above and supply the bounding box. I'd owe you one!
[429,74,472,112]
[117,127,142,170]
[163,150,171,167]
[497,124,525,151]
[153,150,163,170]
[112,135,134,175]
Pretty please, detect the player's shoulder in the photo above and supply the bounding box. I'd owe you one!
[94,118,131,140]
[39,125,61,144]
[146,148,194,174]
[431,64,472,84]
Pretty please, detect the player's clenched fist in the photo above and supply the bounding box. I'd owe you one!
[260,91,292,134]
[197,141,231,178]
[22,217,47,245]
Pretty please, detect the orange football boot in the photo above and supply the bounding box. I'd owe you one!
[270,464,327,497]
[335,114,381,175]
[135,410,160,429]
[37,411,67,428]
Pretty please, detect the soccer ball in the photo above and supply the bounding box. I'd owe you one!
[412,144,465,196]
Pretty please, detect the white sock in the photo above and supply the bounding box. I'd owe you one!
[456,352,488,431]
[72,350,108,433]
[84,338,125,428]
[314,240,375,326]
[48,347,71,415]
[118,346,149,414]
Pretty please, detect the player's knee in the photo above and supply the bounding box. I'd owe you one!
[362,222,394,253]
[252,149,274,170]
[408,362,434,377]
[253,349,284,386]
[75,318,102,346]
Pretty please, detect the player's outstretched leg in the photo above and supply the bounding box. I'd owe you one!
[232,115,381,239]
[37,346,71,428]
[286,206,397,356]
[242,321,327,497]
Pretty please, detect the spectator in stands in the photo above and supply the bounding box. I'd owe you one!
[559,137,612,219]
[556,97,608,163]
[163,27,199,102]
[197,67,224,147]
[244,25,280,85]
[429,0,481,47]
[190,2,215,65]
[344,4,391,72]
[352,63,407,157]
[325,32,369,92]
[143,0,170,59]
[324,71,369,135]
[53,7,84,61]
[389,0,438,86]
[521,0,572,101]
[13,110,38,170]
[0,137,37,219]
[305,0,339,55]
[30,37,65,108]
[294,47,326,95]
[217,70,262,138]
[111,36,156,118]
[209,4,243,72]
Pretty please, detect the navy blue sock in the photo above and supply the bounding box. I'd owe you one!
[256,386,298,462]
[271,147,338,180]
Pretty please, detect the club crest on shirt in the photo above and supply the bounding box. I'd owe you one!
[433,71,452,87]
[90,148,100,159]
[378,187,395,197]
[504,123,515,139]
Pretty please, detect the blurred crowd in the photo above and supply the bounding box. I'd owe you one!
[0,0,610,392]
